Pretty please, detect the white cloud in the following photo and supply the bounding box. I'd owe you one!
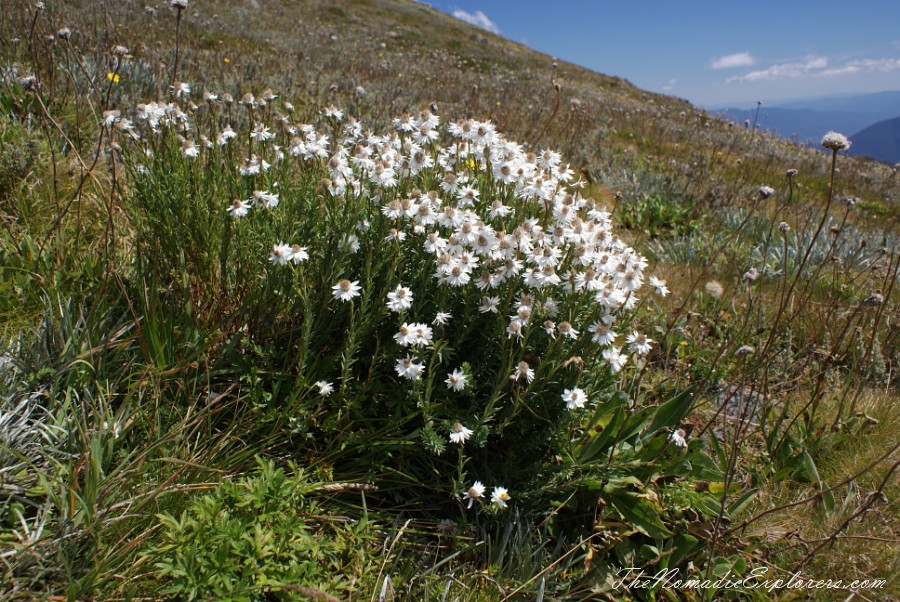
[711,52,757,70]
[727,55,828,83]
[727,55,900,83]
[824,58,900,75]
[452,9,500,34]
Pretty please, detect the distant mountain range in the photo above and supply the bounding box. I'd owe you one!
[713,91,900,164]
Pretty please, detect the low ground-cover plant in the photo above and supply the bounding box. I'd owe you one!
[149,458,379,601]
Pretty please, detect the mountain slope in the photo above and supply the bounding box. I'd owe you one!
[850,116,900,164]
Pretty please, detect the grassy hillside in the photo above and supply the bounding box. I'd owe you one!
[2,1,899,600]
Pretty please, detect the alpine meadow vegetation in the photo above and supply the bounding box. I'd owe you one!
[2,1,899,600]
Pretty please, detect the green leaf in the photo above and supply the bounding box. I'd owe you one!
[802,451,835,511]
[727,487,758,517]
[708,431,728,473]
[577,406,626,464]
[665,533,699,569]
[605,487,674,540]
[585,390,628,428]
[647,387,695,435]
[694,494,724,518]
[685,446,725,481]
[617,406,656,442]
[713,557,733,576]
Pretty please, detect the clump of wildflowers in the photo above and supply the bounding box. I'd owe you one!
[126,90,662,515]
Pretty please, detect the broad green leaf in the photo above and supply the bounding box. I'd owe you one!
[665,533,699,569]
[647,387,695,435]
[696,494,724,518]
[685,447,725,481]
[578,406,626,464]
[605,488,674,540]
[617,406,656,442]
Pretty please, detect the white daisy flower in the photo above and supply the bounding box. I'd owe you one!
[479,296,500,314]
[393,324,416,347]
[323,105,344,121]
[648,276,669,297]
[561,387,588,410]
[491,487,511,508]
[217,125,237,146]
[602,346,628,373]
[270,243,293,265]
[449,422,473,444]
[445,369,468,391]
[511,361,535,383]
[386,285,414,313]
[314,380,334,396]
[332,279,361,302]
[341,234,360,254]
[557,322,578,340]
[464,481,486,508]
[669,428,688,448]
[543,320,556,338]
[394,355,425,381]
[588,322,617,346]
[290,245,309,264]
[251,190,279,209]
[432,311,452,325]
[182,141,199,157]
[228,198,250,218]
[410,323,434,348]
[626,331,653,356]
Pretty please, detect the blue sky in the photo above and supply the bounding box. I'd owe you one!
[422,1,900,108]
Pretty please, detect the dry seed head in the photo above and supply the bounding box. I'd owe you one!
[704,280,724,298]
[821,131,851,151]
[18,74,38,92]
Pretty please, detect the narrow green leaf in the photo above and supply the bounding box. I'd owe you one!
[727,487,758,517]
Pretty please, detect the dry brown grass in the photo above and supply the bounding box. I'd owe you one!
[742,389,900,600]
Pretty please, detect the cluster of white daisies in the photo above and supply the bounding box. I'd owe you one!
[129,93,671,510]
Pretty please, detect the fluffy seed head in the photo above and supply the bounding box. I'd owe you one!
[821,131,850,151]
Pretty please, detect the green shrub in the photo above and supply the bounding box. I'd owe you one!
[149,458,379,601]
[122,97,710,549]
[616,193,697,238]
